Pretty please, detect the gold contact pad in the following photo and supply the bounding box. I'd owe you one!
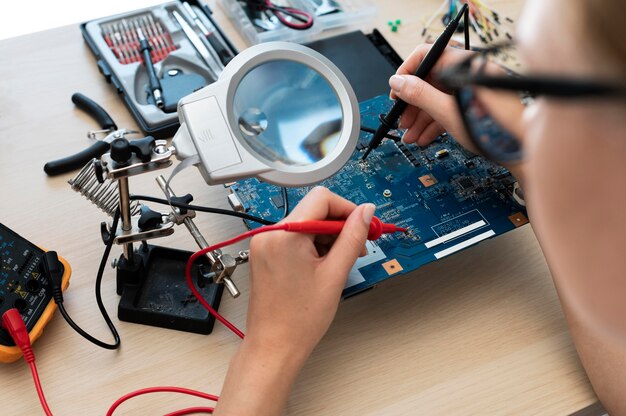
[508,212,529,227]
[419,173,438,187]
[382,259,403,275]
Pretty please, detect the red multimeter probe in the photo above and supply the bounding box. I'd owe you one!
[1,218,404,415]
[185,217,407,339]
[281,216,406,240]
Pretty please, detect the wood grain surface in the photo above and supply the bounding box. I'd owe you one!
[0,1,597,414]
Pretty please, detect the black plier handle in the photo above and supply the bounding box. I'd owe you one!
[71,93,117,133]
[44,94,134,176]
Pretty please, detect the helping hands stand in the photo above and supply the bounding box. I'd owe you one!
[68,136,246,334]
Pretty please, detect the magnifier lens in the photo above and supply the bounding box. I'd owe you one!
[233,60,343,166]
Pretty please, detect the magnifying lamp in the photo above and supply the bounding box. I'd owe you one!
[172,41,360,187]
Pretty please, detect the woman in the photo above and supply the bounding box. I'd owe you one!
[214,0,626,414]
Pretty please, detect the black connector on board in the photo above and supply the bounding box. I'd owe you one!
[41,252,65,305]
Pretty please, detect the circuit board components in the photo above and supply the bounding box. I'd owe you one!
[227,94,527,297]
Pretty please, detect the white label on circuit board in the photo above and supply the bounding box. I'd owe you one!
[425,220,487,248]
[434,230,495,259]
[346,241,387,288]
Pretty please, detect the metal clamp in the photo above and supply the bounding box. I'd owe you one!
[156,175,241,298]
[101,140,174,180]
[70,139,244,298]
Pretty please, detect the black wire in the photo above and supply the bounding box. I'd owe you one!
[464,5,470,51]
[360,125,401,141]
[129,195,276,225]
[55,209,121,350]
[281,187,290,220]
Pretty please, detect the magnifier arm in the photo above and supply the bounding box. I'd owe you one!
[202,159,273,185]
[172,122,199,161]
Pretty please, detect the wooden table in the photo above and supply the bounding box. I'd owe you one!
[0,1,597,414]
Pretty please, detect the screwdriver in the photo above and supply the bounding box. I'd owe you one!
[136,27,164,109]
[361,3,468,160]
[182,2,234,66]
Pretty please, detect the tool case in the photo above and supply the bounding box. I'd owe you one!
[81,0,238,138]
[81,0,402,138]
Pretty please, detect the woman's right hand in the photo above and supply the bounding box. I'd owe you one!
[390,44,475,149]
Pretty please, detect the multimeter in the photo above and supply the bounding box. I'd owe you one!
[0,223,71,363]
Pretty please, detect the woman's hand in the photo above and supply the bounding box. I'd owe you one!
[390,44,474,149]
[246,186,374,357]
[214,187,375,416]
[392,44,528,183]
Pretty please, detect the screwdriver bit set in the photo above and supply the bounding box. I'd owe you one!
[101,14,177,65]
[80,1,237,137]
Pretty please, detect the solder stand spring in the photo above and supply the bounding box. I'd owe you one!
[68,160,141,217]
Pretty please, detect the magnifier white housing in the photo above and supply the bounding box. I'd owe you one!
[172,42,360,187]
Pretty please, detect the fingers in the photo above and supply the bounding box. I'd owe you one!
[314,235,368,258]
[391,44,475,143]
[402,110,433,144]
[417,122,446,147]
[286,186,356,222]
[397,44,472,80]
[396,44,434,76]
[399,106,419,129]
[323,204,375,280]
[389,74,455,130]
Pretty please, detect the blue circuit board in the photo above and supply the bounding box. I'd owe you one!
[227,94,528,297]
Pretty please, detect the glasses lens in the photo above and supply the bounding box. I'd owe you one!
[459,87,523,162]
[457,45,526,162]
[233,60,343,167]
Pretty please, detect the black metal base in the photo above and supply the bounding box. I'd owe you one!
[116,243,223,335]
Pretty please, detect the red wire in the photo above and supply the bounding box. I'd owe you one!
[28,362,53,416]
[185,224,288,339]
[2,308,54,416]
[263,0,313,30]
[106,386,219,416]
[163,406,214,416]
[130,223,351,414]
[185,219,406,339]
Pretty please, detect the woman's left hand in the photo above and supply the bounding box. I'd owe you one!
[214,187,375,416]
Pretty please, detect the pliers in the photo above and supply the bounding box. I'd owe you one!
[44,93,138,176]
[241,0,314,30]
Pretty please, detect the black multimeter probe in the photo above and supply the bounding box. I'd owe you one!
[361,3,469,160]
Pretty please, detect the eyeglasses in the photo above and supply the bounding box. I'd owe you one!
[438,43,626,163]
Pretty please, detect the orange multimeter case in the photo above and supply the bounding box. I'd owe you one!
[0,224,71,363]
